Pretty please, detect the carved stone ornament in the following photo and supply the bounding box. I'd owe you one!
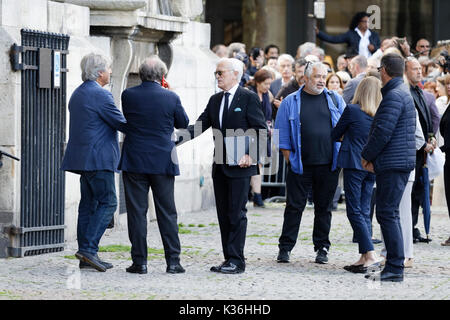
[169,0,203,18]
[52,0,147,11]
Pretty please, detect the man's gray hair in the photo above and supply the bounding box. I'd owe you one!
[312,47,325,59]
[405,56,419,70]
[227,42,246,58]
[351,55,368,70]
[304,62,328,78]
[139,55,168,82]
[80,53,111,82]
[217,57,244,82]
[277,53,295,66]
[299,42,316,58]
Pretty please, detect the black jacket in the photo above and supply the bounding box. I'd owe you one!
[440,104,450,154]
[361,77,416,173]
[183,86,268,178]
[317,29,381,57]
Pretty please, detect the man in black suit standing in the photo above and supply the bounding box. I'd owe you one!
[119,55,189,275]
[405,57,437,243]
[179,58,267,274]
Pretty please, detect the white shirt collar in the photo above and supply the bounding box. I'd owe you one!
[355,27,371,39]
[355,27,372,58]
[219,83,239,128]
[224,83,239,96]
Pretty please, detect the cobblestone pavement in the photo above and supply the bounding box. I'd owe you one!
[0,202,449,300]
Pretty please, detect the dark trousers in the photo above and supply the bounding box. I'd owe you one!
[375,170,409,274]
[343,169,376,254]
[279,164,340,252]
[123,172,181,266]
[444,154,450,219]
[77,170,117,255]
[213,165,250,268]
[411,152,425,239]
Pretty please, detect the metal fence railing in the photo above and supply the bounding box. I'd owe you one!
[6,29,70,257]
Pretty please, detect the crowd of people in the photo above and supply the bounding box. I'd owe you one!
[209,11,450,282]
[61,11,449,283]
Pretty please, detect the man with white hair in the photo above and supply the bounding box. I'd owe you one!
[275,62,346,265]
[180,58,267,274]
[296,42,316,59]
[61,53,127,272]
[270,53,295,96]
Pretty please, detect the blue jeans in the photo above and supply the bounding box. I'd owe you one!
[77,170,117,255]
[343,169,376,254]
[376,170,410,274]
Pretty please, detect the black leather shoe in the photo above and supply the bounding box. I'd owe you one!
[166,264,185,274]
[219,262,245,274]
[277,249,290,263]
[75,251,106,272]
[365,270,404,282]
[126,264,148,274]
[351,265,369,274]
[315,248,329,264]
[372,238,382,244]
[414,236,432,243]
[380,271,403,282]
[348,262,381,274]
[79,259,113,270]
[210,261,227,272]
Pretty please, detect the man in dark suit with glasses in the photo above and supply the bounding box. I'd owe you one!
[178,58,267,274]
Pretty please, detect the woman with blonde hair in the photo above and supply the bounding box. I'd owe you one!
[436,75,450,116]
[331,76,382,273]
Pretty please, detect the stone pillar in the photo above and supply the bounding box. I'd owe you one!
[109,28,140,108]
[241,0,287,52]
[169,21,218,213]
[0,0,50,257]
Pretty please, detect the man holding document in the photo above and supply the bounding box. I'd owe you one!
[178,58,267,274]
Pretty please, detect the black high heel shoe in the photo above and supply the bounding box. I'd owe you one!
[343,264,363,272]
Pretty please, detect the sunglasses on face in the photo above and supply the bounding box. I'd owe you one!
[214,70,231,77]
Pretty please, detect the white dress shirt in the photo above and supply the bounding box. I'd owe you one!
[219,83,239,128]
[355,27,372,58]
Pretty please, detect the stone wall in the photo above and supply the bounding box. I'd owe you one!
[0,0,218,256]
[0,0,117,253]
[169,21,218,215]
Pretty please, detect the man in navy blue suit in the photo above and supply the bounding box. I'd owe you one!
[119,55,189,275]
[62,53,127,272]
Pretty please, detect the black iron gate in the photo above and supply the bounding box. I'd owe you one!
[7,29,70,257]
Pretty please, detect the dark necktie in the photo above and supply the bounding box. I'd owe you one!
[222,92,230,131]
[415,86,432,132]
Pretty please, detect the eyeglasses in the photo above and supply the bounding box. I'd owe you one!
[214,70,232,77]
[377,66,384,72]
[305,61,312,70]
[418,45,430,48]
